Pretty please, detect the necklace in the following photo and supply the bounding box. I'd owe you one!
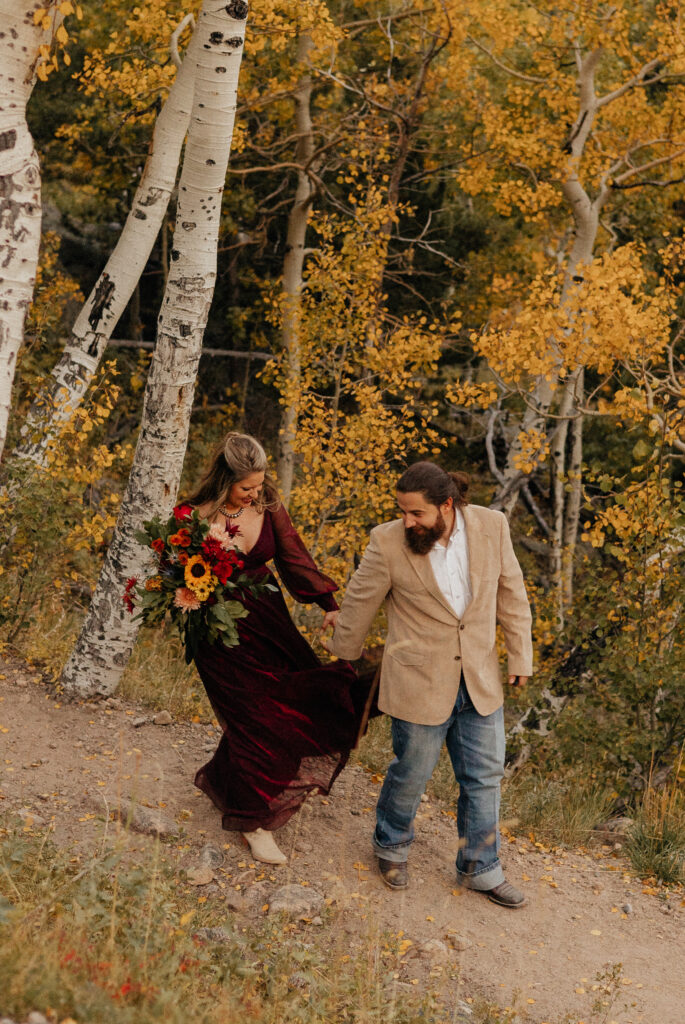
[220,504,244,519]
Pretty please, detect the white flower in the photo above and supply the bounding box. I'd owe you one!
[208,520,236,551]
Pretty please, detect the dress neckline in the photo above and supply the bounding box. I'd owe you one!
[226,508,267,558]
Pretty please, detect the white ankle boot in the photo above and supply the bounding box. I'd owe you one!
[242,827,287,864]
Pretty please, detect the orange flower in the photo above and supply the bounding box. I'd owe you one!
[169,527,191,547]
[174,587,201,612]
[144,576,163,591]
[177,551,189,565]
[151,537,165,554]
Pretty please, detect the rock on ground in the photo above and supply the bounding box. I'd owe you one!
[268,884,325,918]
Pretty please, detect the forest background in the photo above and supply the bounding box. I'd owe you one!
[0,1,684,1005]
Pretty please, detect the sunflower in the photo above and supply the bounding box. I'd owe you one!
[185,556,216,598]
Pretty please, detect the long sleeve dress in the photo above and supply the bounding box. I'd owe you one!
[193,503,375,832]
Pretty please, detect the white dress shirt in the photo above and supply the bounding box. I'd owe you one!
[428,508,472,619]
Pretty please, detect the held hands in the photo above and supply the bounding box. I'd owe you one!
[320,610,339,652]
[507,675,529,688]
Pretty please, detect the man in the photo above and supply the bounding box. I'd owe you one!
[322,461,533,908]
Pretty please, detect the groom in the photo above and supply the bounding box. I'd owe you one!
[322,461,533,908]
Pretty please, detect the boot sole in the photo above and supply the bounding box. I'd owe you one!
[486,892,527,909]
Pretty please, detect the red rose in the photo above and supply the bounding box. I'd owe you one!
[173,503,193,521]
[151,538,165,554]
[214,562,233,584]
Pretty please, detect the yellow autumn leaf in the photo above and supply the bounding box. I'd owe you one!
[179,910,195,926]
[56,23,69,44]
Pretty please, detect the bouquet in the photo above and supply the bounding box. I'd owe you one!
[124,503,270,662]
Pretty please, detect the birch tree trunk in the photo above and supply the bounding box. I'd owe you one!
[61,0,249,697]
[561,375,584,609]
[14,16,199,465]
[491,51,605,516]
[0,2,49,462]
[276,33,314,504]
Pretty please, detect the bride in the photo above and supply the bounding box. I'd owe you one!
[186,431,372,865]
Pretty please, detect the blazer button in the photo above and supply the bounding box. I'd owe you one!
[454,655,461,661]
[459,624,465,631]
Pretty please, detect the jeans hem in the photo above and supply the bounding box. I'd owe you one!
[456,861,504,891]
[372,838,410,864]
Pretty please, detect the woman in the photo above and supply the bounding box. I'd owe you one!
[187,431,373,865]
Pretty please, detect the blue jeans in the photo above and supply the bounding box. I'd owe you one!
[373,679,505,890]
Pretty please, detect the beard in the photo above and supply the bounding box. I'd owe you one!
[405,509,446,555]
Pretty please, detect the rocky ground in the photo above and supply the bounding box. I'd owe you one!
[0,655,682,1024]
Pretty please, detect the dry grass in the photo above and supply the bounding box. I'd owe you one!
[626,777,685,884]
[0,816,449,1024]
[501,773,615,848]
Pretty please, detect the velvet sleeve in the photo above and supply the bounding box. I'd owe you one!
[270,504,340,611]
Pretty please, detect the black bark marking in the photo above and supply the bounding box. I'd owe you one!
[0,130,16,153]
[171,249,180,261]
[181,221,196,231]
[226,0,248,18]
[88,273,116,331]
[139,187,165,207]
[175,276,205,292]
[87,333,103,357]
[133,209,147,220]
[179,324,191,337]
[216,66,227,73]
[210,31,223,43]
[226,36,243,48]
[206,158,216,166]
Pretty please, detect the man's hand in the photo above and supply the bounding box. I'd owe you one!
[320,610,339,651]
[321,610,339,633]
[507,675,528,688]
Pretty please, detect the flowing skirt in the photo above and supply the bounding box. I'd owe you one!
[193,573,376,831]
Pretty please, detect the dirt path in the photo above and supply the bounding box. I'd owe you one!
[0,656,682,1023]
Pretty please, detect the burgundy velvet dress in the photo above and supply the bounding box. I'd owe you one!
[193,503,372,832]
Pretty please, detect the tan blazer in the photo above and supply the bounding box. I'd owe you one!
[328,504,533,724]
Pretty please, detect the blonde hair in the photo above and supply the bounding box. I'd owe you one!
[186,431,280,519]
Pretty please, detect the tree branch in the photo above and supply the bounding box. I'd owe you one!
[596,57,665,108]
[170,13,194,70]
[465,34,546,84]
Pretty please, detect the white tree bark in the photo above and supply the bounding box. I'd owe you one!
[276,33,314,505]
[0,1,50,462]
[14,16,200,465]
[61,0,249,696]
[491,51,605,516]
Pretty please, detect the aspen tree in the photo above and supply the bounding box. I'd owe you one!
[0,1,70,461]
[62,0,249,696]
[276,32,315,504]
[15,12,199,465]
[448,1,685,617]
